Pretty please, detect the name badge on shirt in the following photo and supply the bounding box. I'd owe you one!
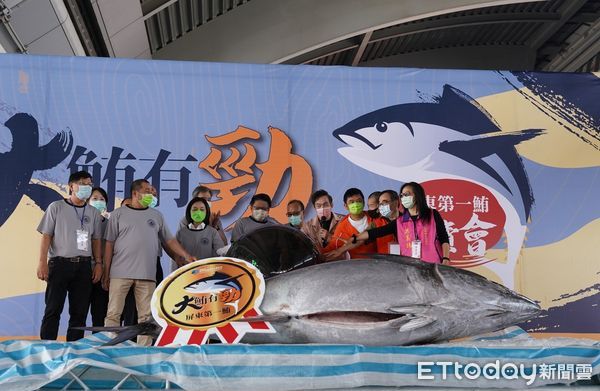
[411,240,421,259]
[76,229,89,251]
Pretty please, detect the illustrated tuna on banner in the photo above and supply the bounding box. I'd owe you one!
[0,54,598,339]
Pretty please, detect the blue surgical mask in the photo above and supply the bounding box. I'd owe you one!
[75,185,92,200]
[149,195,158,208]
[288,214,302,226]
[89,200,107,213]
[378,204,391,218]
[252,209,268,222]
[401,195,414,209]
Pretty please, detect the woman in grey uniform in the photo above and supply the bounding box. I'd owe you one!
[176,197,225,263]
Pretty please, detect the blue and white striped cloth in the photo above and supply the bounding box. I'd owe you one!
[0,327,598,390]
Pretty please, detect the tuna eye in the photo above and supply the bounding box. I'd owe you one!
[375,122,388,132]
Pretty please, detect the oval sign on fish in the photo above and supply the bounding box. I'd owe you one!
[152,257,264,330]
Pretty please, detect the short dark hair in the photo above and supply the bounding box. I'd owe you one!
[185,196,211,225]
[368,191,381,200]
[343,188,364,204]
[192,185,212,198]
[250,193,272,208]
[91,187,108,202]
[380,189,399,201]
[130,179,149,196]
[120,197,131,207]
[310,189,332,206]
[68,170,92,184]
[287,199,304,211]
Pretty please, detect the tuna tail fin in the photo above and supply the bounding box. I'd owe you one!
[70,322,159,346]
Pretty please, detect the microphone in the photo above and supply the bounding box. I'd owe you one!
[320,216,328,246]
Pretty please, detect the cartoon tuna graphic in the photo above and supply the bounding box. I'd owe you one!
[333,85,543,288]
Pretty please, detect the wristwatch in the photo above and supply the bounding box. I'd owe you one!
[442,257,450,262]
[351,234,358,244]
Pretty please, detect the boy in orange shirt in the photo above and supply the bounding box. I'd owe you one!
[324,188,394,259]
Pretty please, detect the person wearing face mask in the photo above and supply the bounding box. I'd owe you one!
[175,197,225,261]
[367,191,382,218]
[323,188,393,259]
[87,187,111,329]
[336,182,451,264]
[378,190,401,221]
[36,171,103,341]
[301,189,344,258]
[103,179,194,345]
[120,185,164,330]
[230,193,278,242]
[286,200,305,229]
[179,185,227,246]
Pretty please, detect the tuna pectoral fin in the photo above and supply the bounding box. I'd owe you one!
[390,315,435,332]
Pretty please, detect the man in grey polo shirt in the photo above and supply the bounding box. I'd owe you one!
[231,193,279,242]
[36,170,103,341]
[103,179,193,345]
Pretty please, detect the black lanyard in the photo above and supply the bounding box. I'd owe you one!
[411,216,419,240]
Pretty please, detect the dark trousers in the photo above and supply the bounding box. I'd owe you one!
[40,259,93,341]
[90,281,109,328]
[122,257,163,326]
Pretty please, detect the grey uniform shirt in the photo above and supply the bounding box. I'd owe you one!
[231,216,278,242]
[105,205,174,281]
[37,199,102,258]
[176,225,224,260]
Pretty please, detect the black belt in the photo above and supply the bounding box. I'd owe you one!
[52,256,92,263]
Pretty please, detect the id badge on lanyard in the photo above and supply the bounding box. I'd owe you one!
[74,205,89,251]
[76,229,89,251]
[411,240,421,259]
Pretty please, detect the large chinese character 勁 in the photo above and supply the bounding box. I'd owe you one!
[199,126,313,224]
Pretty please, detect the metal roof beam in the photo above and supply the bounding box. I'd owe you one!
[526,0,587,50]
[542,17,600,71]
[351,31,372,66]
[369,11,560,44]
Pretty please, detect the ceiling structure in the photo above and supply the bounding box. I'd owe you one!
[0,0,598,71]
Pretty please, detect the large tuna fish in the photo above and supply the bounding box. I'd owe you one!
[242,255,541,345]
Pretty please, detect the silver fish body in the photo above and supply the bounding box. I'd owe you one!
[243,256,540,345]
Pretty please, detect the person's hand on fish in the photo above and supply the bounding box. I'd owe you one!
[324,248,346,261]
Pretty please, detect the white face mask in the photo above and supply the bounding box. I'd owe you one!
[401,195,414,209]
[316,206,332,220]
[252,209,268,222]
[378,204,391,218]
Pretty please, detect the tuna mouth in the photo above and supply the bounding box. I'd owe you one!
[333,129,382,150]
[302,311,405,325]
